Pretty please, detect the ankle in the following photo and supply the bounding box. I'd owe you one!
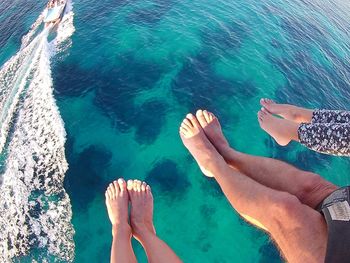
[112,223,132,237]
[132,222,156,240]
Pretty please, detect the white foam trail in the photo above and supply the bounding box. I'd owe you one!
[21,9,46,49]
[0,2,75,262]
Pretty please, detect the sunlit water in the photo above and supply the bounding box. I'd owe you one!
[1,0,350,262]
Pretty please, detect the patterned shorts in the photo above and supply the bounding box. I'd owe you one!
[298,110,350,156]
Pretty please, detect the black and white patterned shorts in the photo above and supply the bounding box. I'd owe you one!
[298,110,350,156]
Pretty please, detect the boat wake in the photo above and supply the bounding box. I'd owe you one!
[0,2,75,262]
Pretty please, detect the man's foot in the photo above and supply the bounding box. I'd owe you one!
[128,180,156,242]
[179,113,225,178]
[260,98,313,123]
[258,108,299,146]
[195,109,229,151]
[105,178,131,235]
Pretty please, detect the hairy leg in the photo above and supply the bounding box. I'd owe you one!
[105,179,137,263]
[260,98,314,123]
[196,109,337,208]
[128,180,182,263]
[180,113,327,263]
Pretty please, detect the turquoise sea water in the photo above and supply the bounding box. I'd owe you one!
[1,0,350,262]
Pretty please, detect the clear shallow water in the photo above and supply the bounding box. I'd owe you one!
[1,0,350,262]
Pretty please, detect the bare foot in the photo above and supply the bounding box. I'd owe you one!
[179,113,225,178]
[258,108,299,146]
[128,180,156,242]
[105,178,131,235]
[195,109,229,153]
[260,98,313,123]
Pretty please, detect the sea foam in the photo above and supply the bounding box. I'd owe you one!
[0,2,75,262]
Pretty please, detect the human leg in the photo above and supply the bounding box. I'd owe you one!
[195,109,337,208]
[311,109,350,124]
[105,179,137,263]
[299,122,350,156]
[180,114,328,262]
[128,180,182,263]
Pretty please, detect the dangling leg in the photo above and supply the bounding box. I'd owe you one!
[195,109,337,208]
[128,180,182,263]
[180,113,328,263]
[105,179,137,263]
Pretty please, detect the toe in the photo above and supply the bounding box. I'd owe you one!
[262,107,271,116]
[196,109,208,127]
[127,180,133,191]
[186,113,201,129]
[113,180,120,195]
[108,184,114,199]
[118,178,127,192]
[183,118,193,128]
[132,181,137,191]
[141,182,147,191]
[146,185,153,199]
[133,180,140,192]
[135,180,142,192]
[181,121,191,131]
[203,110,211,123]
[179,126,188,136]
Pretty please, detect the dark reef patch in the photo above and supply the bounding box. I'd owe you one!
[259,241,282,263]
[145,159,190,196]
[171,18,255,112]
[199,204,216,220]
[269,141,333,173]
[127,0,176,25]
[172,53,258,112]
[53,62,96,97]
[64,140,112,212]
[294,150,333,172]
[134,100,168,144]
[199,176,224,198]
[94,54,166,133]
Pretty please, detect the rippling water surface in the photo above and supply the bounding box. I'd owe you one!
[1,0,350,262]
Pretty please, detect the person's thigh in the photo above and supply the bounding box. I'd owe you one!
[267,194,327,263]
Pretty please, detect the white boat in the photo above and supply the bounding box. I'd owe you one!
[44,0,67,26]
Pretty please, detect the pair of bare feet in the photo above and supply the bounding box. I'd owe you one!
[179,109,231,178]
[105,178,155,243]
[258,98,313,146]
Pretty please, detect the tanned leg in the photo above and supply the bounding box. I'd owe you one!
[180,113,328,263]
[128,180,182,263]
[195,109,337,209]
[105,179,137,263]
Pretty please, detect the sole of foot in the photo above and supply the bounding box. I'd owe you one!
[258,108,294,146]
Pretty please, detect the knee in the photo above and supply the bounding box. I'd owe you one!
[270,193,302,224]
[297,172,336,207]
